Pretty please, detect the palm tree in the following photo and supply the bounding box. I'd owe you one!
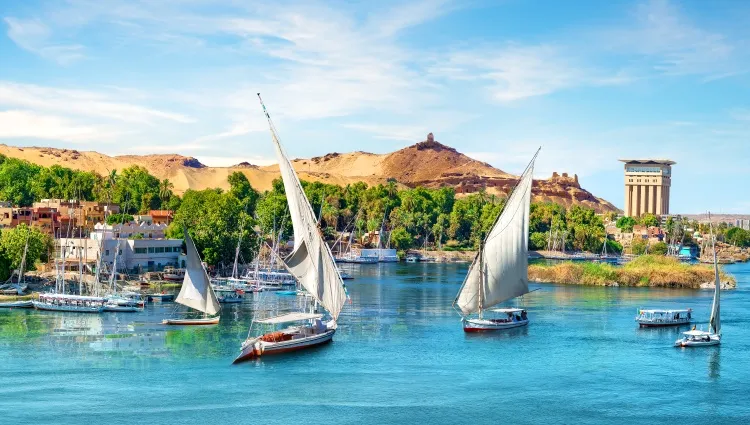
[159,179,174,206]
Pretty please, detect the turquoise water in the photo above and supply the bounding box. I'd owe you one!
[1,262,749,424]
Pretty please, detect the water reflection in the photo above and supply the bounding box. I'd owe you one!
[708,348,720,380]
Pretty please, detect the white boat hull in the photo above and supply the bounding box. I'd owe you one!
[0,300,33,308]
[162,316,220,325]
[33,301,104,313]
[463,318,529,332]
[637,318,691,327]
[103,305,143,312]
[675,336,721,347]
[233,329,335,363]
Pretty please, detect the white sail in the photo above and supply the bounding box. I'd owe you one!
[454,151,537,315]
[263,99,347,321]
[175,230,221,316]
[709,223,721,335]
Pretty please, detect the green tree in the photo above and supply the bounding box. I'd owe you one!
[106,213,135,225]
[168,189,258,266]
[0,156,40,206]
[639,213,659,228]
[228,172,260,211]
[616,216,637,232]
[0,224,52,280]
[726,227,750,247]
[389,227,413,250]
[650,241,668,255]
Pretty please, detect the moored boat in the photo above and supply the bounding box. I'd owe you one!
[0,300,34,308]
[33,294,105,313]
[162,267,186,282]
[636,309,692,327]
[453,149,538,333]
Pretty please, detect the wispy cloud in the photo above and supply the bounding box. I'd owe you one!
[600,0,745,79]
[4,17,84,64]
[433,43,632,102]
[0,110,114,142]
[0,82,193,124]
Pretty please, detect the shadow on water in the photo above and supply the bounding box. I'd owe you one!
[463,326,529,340]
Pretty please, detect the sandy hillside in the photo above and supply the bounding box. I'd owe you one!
[0,137,618,213]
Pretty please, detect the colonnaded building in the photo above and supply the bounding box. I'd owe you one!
[619,159,675,217]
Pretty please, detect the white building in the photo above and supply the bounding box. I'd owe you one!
[60,224,184,273]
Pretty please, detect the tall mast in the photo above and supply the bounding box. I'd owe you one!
[478,243,484,319]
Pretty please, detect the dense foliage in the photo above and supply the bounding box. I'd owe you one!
[0,224,53,281]
[0,155,176,212]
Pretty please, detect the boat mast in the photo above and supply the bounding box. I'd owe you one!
[478,243,484,319]
[232,204,248,279]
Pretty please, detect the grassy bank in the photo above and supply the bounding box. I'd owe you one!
[529,255,736,289]
[0,293,38,301]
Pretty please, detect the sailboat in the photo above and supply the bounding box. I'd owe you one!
[675,216,721,347]
[453,149,538,332]
[233,94,348,363]
[162,229,221,325]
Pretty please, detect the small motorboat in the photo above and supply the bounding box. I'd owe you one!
[636,309,691,327]
[275,290,297,296]
[162,267,186,282]
[462,308,529,332]
[215,287,244,303]
[675,329,720,347]
[0,300,34,308]
[405,255,418,263]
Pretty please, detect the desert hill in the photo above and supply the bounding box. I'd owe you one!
[0,135,617,212]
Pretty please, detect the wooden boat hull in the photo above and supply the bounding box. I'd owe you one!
[162,316,220,325]
[0,300,33,308]
[233,329,335,364]
[162,275,184,282]
[463,318,529,332]
[33,301,104,313]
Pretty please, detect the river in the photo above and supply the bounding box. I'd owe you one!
[1,261,748,424]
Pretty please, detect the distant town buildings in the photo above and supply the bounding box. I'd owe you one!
[620,159,675,217]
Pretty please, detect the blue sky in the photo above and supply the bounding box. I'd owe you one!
[1,0,749,214]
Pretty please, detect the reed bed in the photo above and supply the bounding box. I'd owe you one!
[529,255,736,289]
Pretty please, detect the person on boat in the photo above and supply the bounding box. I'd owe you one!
[692,325,697,331]
[521,311,528,321]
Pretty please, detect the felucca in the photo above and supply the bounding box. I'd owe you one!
[162,229,221,325]
[233,94,348,363]
[675,216,721,347]
[453,149,538,332]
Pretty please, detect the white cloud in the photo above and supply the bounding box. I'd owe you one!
[0,82,193,124]
[0,110,114,142]
[4,17,84,64]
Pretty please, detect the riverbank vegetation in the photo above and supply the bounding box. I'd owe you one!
[529,255,736,289]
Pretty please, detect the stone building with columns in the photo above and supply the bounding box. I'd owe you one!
[620,159,675,217]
